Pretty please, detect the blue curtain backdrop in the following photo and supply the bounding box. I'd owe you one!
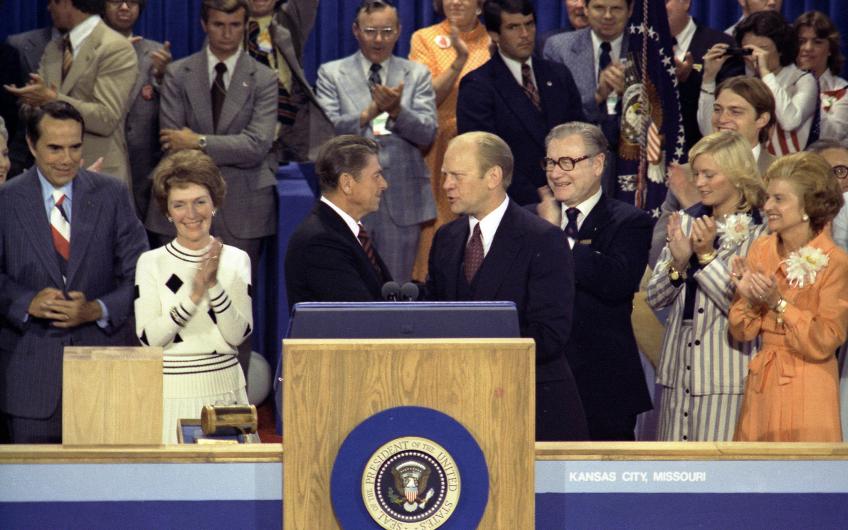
[2,1,846,81]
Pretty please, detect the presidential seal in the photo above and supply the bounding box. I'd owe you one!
[362,436,460,529]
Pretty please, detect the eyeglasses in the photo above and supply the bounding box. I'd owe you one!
[359,27,397,39]
[106,0,141,5]
[540,154,595,172]
[833,165,848,180]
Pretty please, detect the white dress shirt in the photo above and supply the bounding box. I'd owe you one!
[67,15,101,59]
[560,187,602,248]
[320,196,363,240]
[206,45,243,90]
[499,50,536,88]
[590,31,624,80]
[468,195,510,257]
[673,17,697,62]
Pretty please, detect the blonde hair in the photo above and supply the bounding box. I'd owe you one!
[688,131,765,212]
[764,152,844,233]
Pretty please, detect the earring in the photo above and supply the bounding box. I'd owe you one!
[167,216,173,223]
[802,213,809,222]
[212,210,217,217]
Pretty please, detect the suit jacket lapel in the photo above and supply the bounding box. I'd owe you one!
[66,171,102,287]
[186,51,215,133]
[339,55,372,109]
[473,202,522,298]
[129,40,152,103]
[316,202,385,288]
[384,56,408,88]
[491,54,546,148]
[16,170,65,288]
[216,52,253,133]
[576,194,611,241]
[440,220,468,300]
[62,22,104,93]
[572,30,597,99]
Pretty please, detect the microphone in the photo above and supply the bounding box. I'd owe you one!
[381,281,401,301]
[400,282,420,301]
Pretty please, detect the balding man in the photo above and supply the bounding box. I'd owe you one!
[725,0,782,36]
[426,131,588,441]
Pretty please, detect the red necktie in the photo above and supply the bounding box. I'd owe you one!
[521,63,541,111]
[464,223,484,283]
[357,224,382,278]
[51,192,70,261]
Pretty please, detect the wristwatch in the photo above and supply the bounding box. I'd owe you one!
[198,135,208,151]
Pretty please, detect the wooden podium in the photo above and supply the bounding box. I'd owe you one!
[283,338,535,529]
[63,346,163,445]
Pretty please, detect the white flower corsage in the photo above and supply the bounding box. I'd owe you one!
[716,213,752,250]
[822,93,837,113]
[783,246,829,288]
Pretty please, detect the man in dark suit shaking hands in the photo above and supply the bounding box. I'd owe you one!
[284,135,392,312]
[426,131,588,441]
[0,101,148,443]
[536,122,652,440]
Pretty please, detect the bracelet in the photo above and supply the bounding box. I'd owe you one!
[697,250,717,265]
[668,264,687,281]
[773,296,788,325]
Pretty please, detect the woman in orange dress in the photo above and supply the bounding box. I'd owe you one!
[729,152,848,442]
[409,0,491,280]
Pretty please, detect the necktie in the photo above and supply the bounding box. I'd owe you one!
[211,62,227,131]
[368,63,382,89]
[464,223,484,283]
[51,192,70,262]
[246,19,297,127]
[564,207,580,240]
[521,63,541,111]
[599,41,611,80]
[357,224,382,279]
[61,34,73,81]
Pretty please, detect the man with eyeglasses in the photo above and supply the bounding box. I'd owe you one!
[809,139,848,251]
[315,0,437,282]
[535,121,652,441]
[4,0,138,184]
[102,0,172,223]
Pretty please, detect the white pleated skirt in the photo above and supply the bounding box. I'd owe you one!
[162,353,248,444]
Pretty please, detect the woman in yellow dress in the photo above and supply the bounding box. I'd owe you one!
[409,0,491,280]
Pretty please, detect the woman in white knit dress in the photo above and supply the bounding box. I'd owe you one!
[135,150,252,444]
[647,132,767,441]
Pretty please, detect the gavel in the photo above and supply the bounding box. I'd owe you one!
[200,404,258,436]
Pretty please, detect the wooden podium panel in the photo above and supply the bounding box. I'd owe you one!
[63,347,163,445]
[283,338,534,529]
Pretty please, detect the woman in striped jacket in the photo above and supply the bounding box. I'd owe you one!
[647,131,767,441]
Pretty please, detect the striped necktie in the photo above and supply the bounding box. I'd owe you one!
[357,224,382,279]
[521,63,541,111]
[62,34,73,81]
[51,192,70,261]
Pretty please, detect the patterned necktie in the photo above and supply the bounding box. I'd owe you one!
[246,19,297,127]
[368,63,382,89]
[598,41,611,80]
[564,207,580,240]
[521,62,541,111]
[211,62,227,131]
[62,34,73,81]
[51,192,70,261]
[357,224,382,279]
[464,223,484,283]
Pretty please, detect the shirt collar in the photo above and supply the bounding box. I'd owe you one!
[320,196,361,238]
[358,51,393,84]
[37,168,74,205]
[591,31,623,62]
[673,17,696,61]
[67,15,101,57]
[468,195,510,257]
[752,143,762,162]
[206,45,243,87]
[498,50,534,87]
[560,187,602,232]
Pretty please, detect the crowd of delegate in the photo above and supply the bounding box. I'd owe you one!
[1,0,847,446]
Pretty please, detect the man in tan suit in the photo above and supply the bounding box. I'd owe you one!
[4,0,138,183]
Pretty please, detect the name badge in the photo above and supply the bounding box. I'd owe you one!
[372,112,392,136]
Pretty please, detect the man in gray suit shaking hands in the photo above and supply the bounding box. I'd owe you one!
[315,0,437,282]
[152,0,277,277]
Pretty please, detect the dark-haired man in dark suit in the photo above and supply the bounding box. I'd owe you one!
[427,131,588,441]
[0,101,148,443]
[457,0,585,206]
[285,135,392,312]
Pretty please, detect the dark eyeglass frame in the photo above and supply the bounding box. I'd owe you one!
[833,165,848,180]
[540,153,595,172]
[105,0,141,5]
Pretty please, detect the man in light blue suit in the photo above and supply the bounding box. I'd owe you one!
[0,101,148,443]
[315,0,437,282]
[543,0,633,132]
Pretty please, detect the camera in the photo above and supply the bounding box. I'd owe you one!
[724,47,753,57]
